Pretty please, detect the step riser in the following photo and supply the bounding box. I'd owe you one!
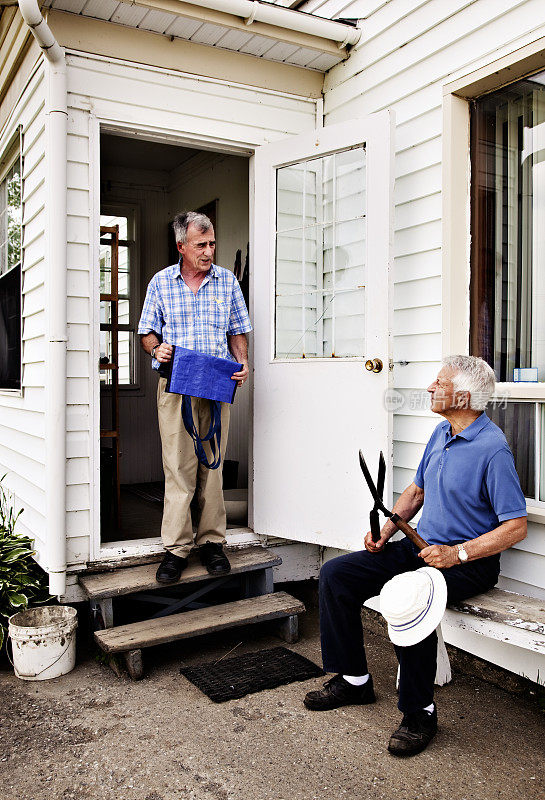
[96,608,302,653]
[80,546,281,600]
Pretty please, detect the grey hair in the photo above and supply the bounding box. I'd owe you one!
[443,355,496,411]
[172,211,212,244]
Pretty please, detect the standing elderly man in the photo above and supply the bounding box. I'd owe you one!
[138,211,252,583]
[304,355,527,756]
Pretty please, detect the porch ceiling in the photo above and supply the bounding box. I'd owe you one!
[41,0,354,71]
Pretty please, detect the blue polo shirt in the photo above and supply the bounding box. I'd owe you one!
[414,413,527,546]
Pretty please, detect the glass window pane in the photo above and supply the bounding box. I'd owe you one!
[276,166,305,232]
[7,163,22,272]
[275,147,366,359]
[0,159,22,278]
[275,293,324,358]
[0,263,21,389]
[100,214,128,240]
[471,73,545,381]
[99,247,111,294]
[100,300,112,326]
[333,288,365,357]
[118,331,132,386]
[487,401,535,498]
[118,298,130,326]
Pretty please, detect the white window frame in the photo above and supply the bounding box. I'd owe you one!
[0,128,23,396]
[442,34,545,521]
[99,202,140,390]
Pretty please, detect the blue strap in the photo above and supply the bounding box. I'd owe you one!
[181,395,222,470]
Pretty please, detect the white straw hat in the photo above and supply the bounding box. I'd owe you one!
[379,567,447,647]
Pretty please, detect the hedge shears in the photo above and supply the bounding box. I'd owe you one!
[358,449,429,550]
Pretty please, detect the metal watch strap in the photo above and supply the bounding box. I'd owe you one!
[457,543,468,563]
[151,345,158,359]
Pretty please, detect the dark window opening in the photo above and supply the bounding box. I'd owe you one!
[0,155,22,391]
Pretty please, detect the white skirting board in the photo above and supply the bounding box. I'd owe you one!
[442,610,545,685]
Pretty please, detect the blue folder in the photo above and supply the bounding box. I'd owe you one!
[165,345,242,404]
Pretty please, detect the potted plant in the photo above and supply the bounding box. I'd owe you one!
[0,475,49,651]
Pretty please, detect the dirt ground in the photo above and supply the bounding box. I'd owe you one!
[1,596,544,800]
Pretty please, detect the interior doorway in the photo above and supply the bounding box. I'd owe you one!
[98,132,251,545]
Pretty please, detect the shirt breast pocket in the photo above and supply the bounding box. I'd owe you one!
[209,298,229,330]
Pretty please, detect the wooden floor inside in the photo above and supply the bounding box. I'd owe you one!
[101,487,164,543]
[101,484,248,543]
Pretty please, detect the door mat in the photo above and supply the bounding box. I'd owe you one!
[180,646,324,703]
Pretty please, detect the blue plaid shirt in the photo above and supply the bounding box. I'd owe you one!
[138,262,252,369]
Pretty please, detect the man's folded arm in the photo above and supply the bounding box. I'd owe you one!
[448,516,527,562]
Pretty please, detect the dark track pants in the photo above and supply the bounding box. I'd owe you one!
[319,538,500,713]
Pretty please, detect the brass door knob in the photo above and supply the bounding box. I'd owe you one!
[365,358,383,373]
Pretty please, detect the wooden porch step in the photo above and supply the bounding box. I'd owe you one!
[79,545,281,600]
[94,591,305,654]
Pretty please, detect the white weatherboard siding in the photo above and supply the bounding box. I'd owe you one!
[0,63,47,568]
[64,51,317,565]
[299,0,545,599]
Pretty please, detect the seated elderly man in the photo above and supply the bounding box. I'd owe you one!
[304,355,527,757]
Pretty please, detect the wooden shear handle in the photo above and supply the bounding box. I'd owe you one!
[390,513,429,551]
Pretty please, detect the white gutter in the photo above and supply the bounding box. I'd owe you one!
[18,0,67,597]
[169,0,361,48]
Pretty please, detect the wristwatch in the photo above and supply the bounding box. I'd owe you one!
[151,345,159,359]
[457,543,469,563]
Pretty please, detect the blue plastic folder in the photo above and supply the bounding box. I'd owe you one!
[165,345,242,404]
[164,346,242,470]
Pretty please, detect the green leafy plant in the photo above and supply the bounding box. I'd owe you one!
[0,475,50,649]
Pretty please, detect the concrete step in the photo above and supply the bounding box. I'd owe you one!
[79,545,281,600]
[94,591,305,654]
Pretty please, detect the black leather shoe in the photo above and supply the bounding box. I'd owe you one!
[155,551,188,584]
[388,706,438,757]
[199,542,231,575]
[304,674,376,710]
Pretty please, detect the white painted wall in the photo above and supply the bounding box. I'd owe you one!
[0,61,48,570]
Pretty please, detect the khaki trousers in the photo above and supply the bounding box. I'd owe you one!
[157,377,230,557]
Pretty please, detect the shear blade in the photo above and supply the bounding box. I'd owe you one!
[358,450,381,504]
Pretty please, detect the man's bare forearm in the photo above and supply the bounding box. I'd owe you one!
[140,333,172,363]
[381,482,424,539]
[227,333,248,365]
[457,517,527,561]
[140,332,160,355]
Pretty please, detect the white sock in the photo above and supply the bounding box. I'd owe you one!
[342,674,369,686]
[423,703,434,714]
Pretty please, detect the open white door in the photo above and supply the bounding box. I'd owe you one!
[252,111,394,551]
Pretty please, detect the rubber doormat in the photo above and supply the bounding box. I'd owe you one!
[180,646,324,703]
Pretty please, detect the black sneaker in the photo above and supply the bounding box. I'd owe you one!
[199,542,231,576]
[388,706,438,757]
[155,551,188,584]
[304,674,376,710]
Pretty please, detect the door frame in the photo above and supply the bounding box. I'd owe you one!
[89,116,321,562]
